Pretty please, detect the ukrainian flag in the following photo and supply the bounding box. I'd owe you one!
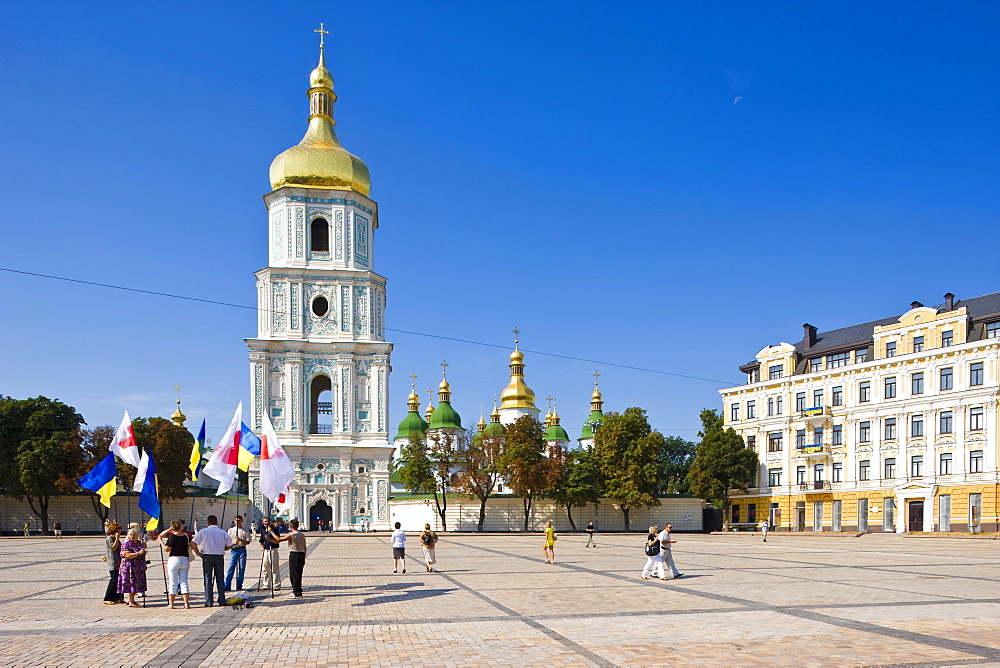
[78,453,117,508]
[238,422,261,472]
[189,419,206,481]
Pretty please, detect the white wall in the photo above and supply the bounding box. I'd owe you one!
[388,496,704,533]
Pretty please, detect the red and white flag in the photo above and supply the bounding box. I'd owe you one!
[203,402,242,496]
[259,414,296,505]
[109,410,141,468]
[274,487,292,516]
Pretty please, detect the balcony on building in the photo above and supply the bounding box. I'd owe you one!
[798,481,832,492]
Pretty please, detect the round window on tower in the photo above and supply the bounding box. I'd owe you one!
[312,296,329,317]
[316,463,324,470]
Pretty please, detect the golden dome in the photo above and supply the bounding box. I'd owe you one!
[269,49,371,195]
[510,349,524,363]
[500,343,537,410]
[439,378,451,393]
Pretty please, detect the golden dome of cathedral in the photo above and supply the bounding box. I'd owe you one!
[269,49,371,195]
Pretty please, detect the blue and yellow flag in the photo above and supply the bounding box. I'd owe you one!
[238,422,261,472]
[134,449,160,531]
[78,453,117,508]
[189,419,206,481]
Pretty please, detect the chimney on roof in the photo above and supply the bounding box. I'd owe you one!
[944,293,955,310]
[911,301,924,309]
[803,323,817,348]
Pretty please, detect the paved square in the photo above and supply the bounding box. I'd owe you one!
[2,532,999,666]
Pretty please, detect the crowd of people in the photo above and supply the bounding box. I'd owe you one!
[95,515,692,608]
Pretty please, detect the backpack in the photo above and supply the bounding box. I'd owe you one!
[645,537,660,556]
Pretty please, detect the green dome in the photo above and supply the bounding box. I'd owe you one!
[580,410,604,439]
[429,400,463,430]
[545,424,570,442]
[395,410,428,441]
[484,420,505,436]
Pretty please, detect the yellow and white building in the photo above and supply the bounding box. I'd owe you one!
[721,292,1000,533]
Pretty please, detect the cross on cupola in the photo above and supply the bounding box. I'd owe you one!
[314,22,329,49]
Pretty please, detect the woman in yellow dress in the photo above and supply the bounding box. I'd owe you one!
[542,521,556,563]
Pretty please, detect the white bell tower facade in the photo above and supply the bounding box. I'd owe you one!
[246,37,393,530]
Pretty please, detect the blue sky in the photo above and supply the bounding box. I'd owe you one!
[2,1,999,444]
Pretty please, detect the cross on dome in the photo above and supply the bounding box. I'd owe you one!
[314,22,329,49]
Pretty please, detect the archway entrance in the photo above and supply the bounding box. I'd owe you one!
[310,500,332,532]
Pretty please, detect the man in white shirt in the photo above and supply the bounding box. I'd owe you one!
[658,523,683,579]
[759,518,769,542]
[192,515,233,606]
[391,522,406,573]
[225,516,251,591]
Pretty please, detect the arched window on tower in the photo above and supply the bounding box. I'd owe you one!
[310,374,333,434]
[310,218,330,253]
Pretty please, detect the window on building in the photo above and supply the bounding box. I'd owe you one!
[884,418,896,440]
[768,468,782,486]
[767,432,783,452]
[859,421,871,442]
[911,455,923,478]
[832,386,843,406]
[970,362,984,386]
[886,341,897,357]
[939,411,953,434]
[832,424,843,445]
[940,367,953,391]
[884,377,896,399]
[814,464,824,483]
[310,218,330,252]
[730,403,740,421]
[884,457,897,479]
[913,336,925,353]
[794,392,805,411]
[827,352,850,369]
[767,398,774,416]
[746,435,756,450]
[810,358,822,372]
[832,462,843,482]
[859,459,870,481]
[813,389,824,407]
[796,466,806,485]
[855,348,868,363]
[942,329,954,347]
[970,450,984,473]
[911,372,924,395]
[769,364,784,380]
[859,382,871,403]
[796,429,806,448]
[813,427,823,446]
[747,503,756,524]
[939,452,953,475]
[746,400,756,419]
[731,504,740,524]
[911,414,924,437]
[970,406,984,430]
[987,322,1000,338]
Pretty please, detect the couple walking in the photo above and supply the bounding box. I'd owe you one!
[641,523,683,580]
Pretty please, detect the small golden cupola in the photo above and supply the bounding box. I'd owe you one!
[269,26,372,195]
[500,330,538,412]
[170,384,186,428]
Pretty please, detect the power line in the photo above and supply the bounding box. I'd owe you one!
[0,266,735,385]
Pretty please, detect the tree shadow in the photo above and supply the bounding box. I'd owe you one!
[352,587,457,607]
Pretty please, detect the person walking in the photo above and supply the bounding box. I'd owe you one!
[164,519,193,609]
[759,518,769,542]
[585,521,596,548]
[419,524,438,572]
[641,525,665,580]
[53,520,62,539]
[280,519,306,598]
[259,517,283,591]
[542,521,557,564]
[191,515,232,607]
[225,516,250,591]
[75,519,81,536]
[23,521,30,537]
[118,528,148,607]
[658,523,683,579]
[103,523,124,604]
[391,522,406,573]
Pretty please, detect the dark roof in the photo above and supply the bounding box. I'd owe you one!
[796,290,1000,357]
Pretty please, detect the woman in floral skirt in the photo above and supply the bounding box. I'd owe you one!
[118,528,148,608]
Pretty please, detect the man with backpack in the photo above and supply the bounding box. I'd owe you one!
[641,525,664,580]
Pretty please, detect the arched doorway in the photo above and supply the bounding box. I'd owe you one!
[310,500,332,532]
[310,375,332,434]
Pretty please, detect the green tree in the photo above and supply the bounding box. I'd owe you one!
[592,407,663,531]
[79,425,116,524]
[657,435,695,494]
[426,429,462,531]
[397,432,436,495]
[686,408,758,528]
[499,416,551,531]
[455,427,504,532]
[128,417,194,501]
[0,396,86,533]
[549,448,603,531]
